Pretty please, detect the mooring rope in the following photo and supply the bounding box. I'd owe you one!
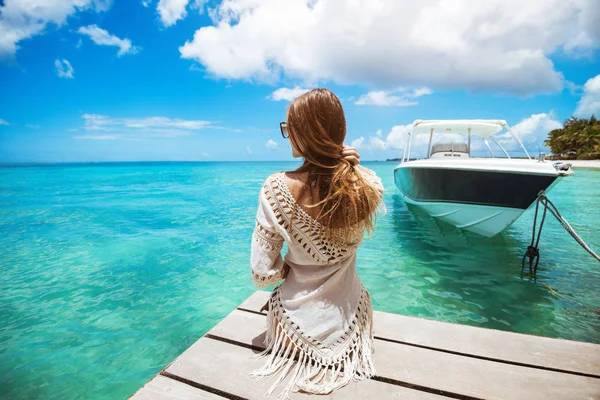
[522,192,600,315]
[523,191,600,275]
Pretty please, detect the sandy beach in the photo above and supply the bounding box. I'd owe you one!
[561,160,600,169]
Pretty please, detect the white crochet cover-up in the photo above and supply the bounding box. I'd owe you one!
[249,168,383,399]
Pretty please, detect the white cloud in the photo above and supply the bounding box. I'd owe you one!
[246,146,252,155]
[142,0,151,7]
[574,74,600,117]
[74,114,213,140]
[157,0,190,27]
[155,0,206,26]
[0,119,9,125]
[355,87,432,106]
[78,25,139,56]
[265,139,279,150]
[499,113,562,153]
[0,0,111,59]
[179,0,600,95]
[364,123,450,157]
[352,124,412,156]
[55,59,74,79]
[511,114,562,141]
[82,114,212,130]
[384,124,414,150]
[74,134,123,140]
[191,0,208,13]
[361,124,414,152]
[566,81,582,96]
[369,137,387,150]
[413,87,433,97]
[355,91,414,107]
[350,137,364,148]
[269,86,311,101]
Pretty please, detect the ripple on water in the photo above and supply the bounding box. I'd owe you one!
[0,162,598,400]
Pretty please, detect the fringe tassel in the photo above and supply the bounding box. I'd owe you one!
[249,286,375,399]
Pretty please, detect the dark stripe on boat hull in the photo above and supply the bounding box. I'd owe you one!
[394,167,558,209]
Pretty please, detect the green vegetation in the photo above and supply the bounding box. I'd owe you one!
[545,116,600,160]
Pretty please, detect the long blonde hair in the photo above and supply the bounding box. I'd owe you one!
[286,88,384,240]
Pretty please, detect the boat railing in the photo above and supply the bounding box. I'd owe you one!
[401,122,532,163]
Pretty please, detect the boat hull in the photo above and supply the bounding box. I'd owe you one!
[394,160,564,237]
[401,198,525,237]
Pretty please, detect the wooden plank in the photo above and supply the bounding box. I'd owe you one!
[165,335,451,400]
[237,290,271,311]
[129,375,226,400]
[210,307,600,400]
[239,290,600,377]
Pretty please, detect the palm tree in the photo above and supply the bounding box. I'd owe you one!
[545,116,600,160]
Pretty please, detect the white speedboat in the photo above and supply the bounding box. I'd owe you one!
[394,119,573,237]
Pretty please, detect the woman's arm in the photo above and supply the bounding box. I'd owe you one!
[250,179,286,288]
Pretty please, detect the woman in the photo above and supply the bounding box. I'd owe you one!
[249,88,385,399]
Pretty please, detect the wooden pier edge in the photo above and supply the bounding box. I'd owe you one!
[129,290,600,400]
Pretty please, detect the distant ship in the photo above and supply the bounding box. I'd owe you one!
[393,119,573,237]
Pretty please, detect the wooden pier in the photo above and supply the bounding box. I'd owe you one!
[130,290,600,399]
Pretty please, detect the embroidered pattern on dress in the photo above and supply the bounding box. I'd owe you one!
[253,222,284,252]
[264,173,362,265]
[251,219,285,288]
[252,269,284,289]
[250,284,375,399]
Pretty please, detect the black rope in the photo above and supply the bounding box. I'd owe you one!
[522,192,546,274]
[523,191,600,275]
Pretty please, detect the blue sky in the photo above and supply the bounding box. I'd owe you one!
[0,0,599,162]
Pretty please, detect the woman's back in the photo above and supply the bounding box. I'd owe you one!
[284,171,325,222]
[257,170,377,268]
[248,88,384,399]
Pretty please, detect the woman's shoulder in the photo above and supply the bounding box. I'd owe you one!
[259,172,298,209]
[260,171,289,193]
[262,170,304,188]
[260,171,282,183]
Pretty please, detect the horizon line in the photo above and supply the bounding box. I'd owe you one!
[0,159,398,166]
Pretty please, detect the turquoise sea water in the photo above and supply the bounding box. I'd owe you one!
[0,161,598,399]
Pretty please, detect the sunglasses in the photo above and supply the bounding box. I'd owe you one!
[280,122,289,139]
